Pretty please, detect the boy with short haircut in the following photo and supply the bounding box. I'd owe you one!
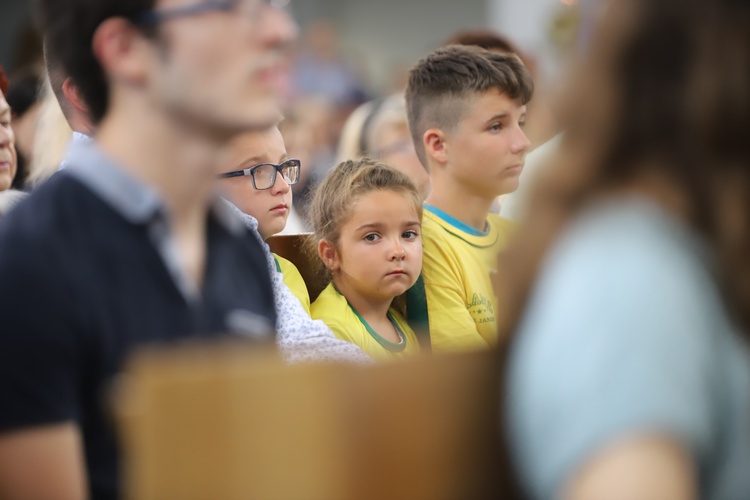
[405,45,533,352]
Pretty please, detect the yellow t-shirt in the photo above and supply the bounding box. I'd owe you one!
[310,283,420,362]
[273,253,311,314]
[408,205,515,352]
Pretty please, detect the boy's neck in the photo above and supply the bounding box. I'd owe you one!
[425,184,494,232]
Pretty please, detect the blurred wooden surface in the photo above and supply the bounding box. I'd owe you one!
[267,233,327,302]
[116,342,520,500]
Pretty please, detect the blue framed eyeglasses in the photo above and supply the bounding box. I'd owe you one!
[219,158,301,190]
[132,0,290,26]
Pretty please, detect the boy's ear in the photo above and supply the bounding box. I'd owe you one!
[423,128,449,166]
[317,239,341,272]
[62,78,90,116]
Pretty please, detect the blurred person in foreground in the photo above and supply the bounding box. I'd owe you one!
[0,1,296,499]
[500,0,750,498]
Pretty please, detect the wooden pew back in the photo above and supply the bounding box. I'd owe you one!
[267,233,328,302]
[117,343,519,500]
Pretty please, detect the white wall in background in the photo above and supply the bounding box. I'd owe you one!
[295,0,488,95]
[488,0,573,85]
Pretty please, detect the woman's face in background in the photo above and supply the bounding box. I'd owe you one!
[0,91,18,192]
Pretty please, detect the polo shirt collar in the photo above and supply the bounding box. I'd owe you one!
[220,198,260,233]
[63,139,245,235]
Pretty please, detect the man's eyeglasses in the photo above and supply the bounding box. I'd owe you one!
[219,159,301,190]
[132,0,290,26]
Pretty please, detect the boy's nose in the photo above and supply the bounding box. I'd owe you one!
[256,0,298,49]
[270,173,291,194]
[512,127,532,155]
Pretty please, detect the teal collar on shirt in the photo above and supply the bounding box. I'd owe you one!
[423,204,489,236]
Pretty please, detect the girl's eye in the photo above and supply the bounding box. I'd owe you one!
[364,233,380,242]
[489,123,502,132]
[519,120,527,129]
[402,230,419,239]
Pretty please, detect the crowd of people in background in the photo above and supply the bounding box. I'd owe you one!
[0,0,748,499]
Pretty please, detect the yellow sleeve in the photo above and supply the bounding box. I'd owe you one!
[274,254,311,314]
[310,284,352,342]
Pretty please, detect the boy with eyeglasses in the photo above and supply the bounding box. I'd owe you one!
[404,45,533,352]
[218,125,374,356]
[0,0,296,498]
[219,125,309,309]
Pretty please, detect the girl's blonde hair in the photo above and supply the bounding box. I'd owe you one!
[309,158,422,273]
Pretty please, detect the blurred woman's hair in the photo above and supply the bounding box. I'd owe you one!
[498,0,750,339]
[337,94,409,162]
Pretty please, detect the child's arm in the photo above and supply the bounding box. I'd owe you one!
[275,255,311,314]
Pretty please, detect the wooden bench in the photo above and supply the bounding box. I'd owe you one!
[267,233,328,302]
[116,342,524,499]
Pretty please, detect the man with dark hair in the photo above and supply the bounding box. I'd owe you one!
[404,45,533,352]
[0,1,296,499]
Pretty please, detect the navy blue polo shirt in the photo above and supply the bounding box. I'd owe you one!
[0,141,276,500]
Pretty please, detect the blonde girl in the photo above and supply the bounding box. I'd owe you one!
[309,159,423,361]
